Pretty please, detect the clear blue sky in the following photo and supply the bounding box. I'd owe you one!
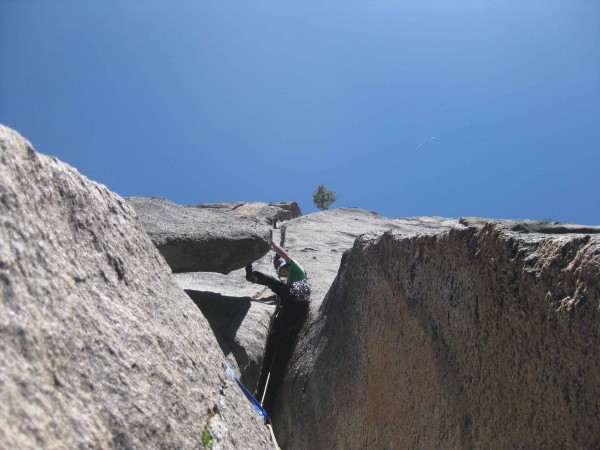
[1,1,598,224]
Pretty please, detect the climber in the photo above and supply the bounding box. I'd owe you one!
[245,241,310,416]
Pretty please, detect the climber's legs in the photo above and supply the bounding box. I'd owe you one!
[247,268,295,302]
[257,330,296,415]
[246,264,303,415]
[255,328,280,404]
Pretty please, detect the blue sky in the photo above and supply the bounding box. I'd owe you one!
[1,1,598,224]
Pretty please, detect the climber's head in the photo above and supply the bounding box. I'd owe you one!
[276,260,289,278]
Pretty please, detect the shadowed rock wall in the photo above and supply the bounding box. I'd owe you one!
[173,240,283,393]
[277,222,600,449]
[185,289,273,392]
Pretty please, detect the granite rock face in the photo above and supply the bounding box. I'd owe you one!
[275,215,600,449]
[270,210,461,443]
[0,126,271,449]
[127,196,272,273]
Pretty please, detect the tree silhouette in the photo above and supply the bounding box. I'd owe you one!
[313,184,337,210]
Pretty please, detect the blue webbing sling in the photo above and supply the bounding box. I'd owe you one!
[225,362,269,421]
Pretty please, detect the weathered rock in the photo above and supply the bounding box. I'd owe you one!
[0,125,271,449]
[276,214,600,449]
[127,196,272,273]
[269,210,461,442]
[194,201,302,226]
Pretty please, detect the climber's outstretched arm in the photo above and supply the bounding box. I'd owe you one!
[270,241,292,263]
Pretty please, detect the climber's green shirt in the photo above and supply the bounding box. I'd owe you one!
[287,259,307,286]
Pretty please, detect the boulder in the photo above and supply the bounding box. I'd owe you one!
[127,197,272,273]
[274,213,600,449]
[0,125,271,449]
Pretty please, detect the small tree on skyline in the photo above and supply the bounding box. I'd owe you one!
[313,184,337,211]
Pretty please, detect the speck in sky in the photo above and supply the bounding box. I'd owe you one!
[1,0,598,224]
